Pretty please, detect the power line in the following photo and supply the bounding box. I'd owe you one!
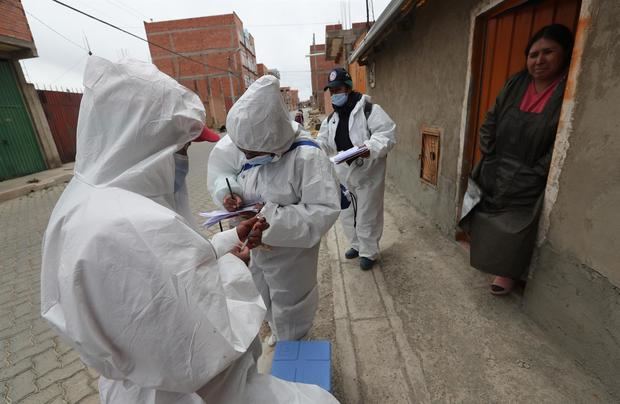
[246,22,338,27]
[102,0,148,21]
[52,53,88,82]
[24,10,89,52]
[50,0,236,75]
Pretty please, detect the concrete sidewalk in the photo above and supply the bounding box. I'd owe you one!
[324,183,615,403]
[0,164,74,203]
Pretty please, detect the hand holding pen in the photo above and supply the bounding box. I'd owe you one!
[223,178,243,212]
[239,213,268,250]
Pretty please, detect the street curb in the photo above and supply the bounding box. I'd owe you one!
[0,171,73,203]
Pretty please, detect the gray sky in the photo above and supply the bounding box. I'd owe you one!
[20,0,391,100]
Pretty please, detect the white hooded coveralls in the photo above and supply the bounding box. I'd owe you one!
[316,95,396,259]
[40,57,338,404]
[208,76,341,341]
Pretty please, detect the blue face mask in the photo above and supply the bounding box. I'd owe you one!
[247,154,274,167]
[331,93,348,107]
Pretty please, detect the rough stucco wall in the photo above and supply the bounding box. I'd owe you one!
[369,0,477,234]
[543,2,620,287]
[524,1,620,398]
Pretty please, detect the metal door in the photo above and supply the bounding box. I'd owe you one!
[0,60,46,180]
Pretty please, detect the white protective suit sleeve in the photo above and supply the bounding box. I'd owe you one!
[207,135,245,207]
[260,148,341,249]
[211,228,241,258]
[43,194,264,394]
[363,103,397,160]
[316,117,336,157]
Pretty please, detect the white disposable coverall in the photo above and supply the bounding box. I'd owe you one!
[209,76,341,341]
[316,94,396,259]
[206,121,308,209]
[40,57,338,404]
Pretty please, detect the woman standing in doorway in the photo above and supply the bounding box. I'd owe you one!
[461,24,575,295]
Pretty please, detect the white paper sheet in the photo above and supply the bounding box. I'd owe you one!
[200,206,259,228]
[330,145,369,164]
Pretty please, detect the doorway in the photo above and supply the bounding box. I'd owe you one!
[457,0,581,241]
[0,60,46,180]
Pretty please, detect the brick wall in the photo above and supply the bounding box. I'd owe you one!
[257,63,269,76]
[145,13,257,127]
[0,0,34,44]
[309,44,339,112]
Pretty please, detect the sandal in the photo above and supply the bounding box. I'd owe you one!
[490,276,515,295]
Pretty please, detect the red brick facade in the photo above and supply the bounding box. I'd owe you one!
[145,12,258,127]
[257,63,269,77]
[0,0,36,58]
[280,87,300,111]
[309,44,339,113]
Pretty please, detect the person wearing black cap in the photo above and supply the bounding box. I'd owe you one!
[317,67,396,270]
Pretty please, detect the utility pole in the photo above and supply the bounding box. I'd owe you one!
[306,47,326,112]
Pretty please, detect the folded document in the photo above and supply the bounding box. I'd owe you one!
[199,206,259,228]
[330,145,369,164]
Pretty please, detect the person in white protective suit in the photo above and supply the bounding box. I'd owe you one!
[40,57,339,404]
[317,68,397,270]
[207,120,310,212]
[207,75,341,345]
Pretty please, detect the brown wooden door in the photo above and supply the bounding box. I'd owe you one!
[467,0,581,169]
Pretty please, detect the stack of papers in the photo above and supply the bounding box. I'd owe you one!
[330,145,369,164]
[199,206,259,228]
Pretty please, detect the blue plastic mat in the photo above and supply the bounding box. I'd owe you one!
[270,340,331,392]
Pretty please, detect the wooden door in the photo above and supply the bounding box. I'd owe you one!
[466,0,581,170]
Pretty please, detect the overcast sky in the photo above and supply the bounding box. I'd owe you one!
[20,0,391,100]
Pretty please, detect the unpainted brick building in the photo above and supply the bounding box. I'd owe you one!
[144,13,258,127]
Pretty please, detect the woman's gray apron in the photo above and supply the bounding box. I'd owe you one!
[460,72,565,278]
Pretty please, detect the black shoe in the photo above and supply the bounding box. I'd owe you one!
[344,248,359,259]
[360,257,375,270]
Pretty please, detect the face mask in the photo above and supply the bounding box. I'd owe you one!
[173,154,189,193]
[247,154,274,167]
[331,93,348,107]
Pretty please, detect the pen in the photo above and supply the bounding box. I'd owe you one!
[226,178,237,210]
[239,212,264,250]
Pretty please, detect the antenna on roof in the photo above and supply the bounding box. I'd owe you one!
[83,31,93,56]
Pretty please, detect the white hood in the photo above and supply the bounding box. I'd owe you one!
[74,56,205,198]
[226,75,295,155]
[41,57,267,402]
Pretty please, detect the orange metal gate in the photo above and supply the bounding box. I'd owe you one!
[38,90,82,164]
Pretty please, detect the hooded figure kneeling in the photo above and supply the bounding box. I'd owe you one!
[40,57,339,404]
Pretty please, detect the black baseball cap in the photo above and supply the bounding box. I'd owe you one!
[324,68,353,91]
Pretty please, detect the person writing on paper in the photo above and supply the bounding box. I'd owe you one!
[317,68,396,270]
[41,57,338,404]
[208,75,341,346]
[208,120,311,213]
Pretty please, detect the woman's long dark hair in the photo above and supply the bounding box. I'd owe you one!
[525,24,575,69]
